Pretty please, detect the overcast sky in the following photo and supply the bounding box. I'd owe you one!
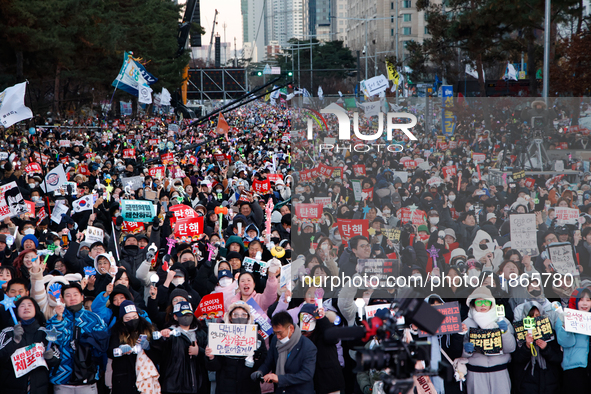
[200,1,243,50]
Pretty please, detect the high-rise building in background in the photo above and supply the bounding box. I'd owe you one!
[241,0,267,62]
[332,0,347,43]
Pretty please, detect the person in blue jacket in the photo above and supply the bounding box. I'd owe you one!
[46,282,109,392]
[556,287,591,394]
[91,283,151,329]
[251,311,317,394]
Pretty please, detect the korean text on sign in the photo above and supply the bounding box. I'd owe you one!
[208,323,257,356]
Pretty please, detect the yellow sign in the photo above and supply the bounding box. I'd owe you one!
[386,60,400,86]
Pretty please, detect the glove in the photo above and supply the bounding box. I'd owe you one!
[140,337,150,350]
[497,320,508,333]
[43,349,55,360]
[152,216,160,230]
[13,324,24,344]
[250,371,263,382]
[115,215,124,227]
[464,342,474,353]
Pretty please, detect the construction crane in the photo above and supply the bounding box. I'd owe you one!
[206,9,219,67]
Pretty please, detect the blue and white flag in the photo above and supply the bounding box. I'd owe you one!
[112,52,158,97]
[504,62,518,81]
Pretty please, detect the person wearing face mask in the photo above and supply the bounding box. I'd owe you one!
[0,296,60,394]
[212,270,239,310]
[205,301,268,394]
[155,300,208,394]
[158,263,201,313]
[251,311,316,394]
[111,217,161,277]
[47,283,109,391]
[108,300,157,394]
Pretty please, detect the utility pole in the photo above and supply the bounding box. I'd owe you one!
[395,0,399,104]
[310,36,313,94]
[543,0,550,102]
[365,20,368,80]
[357,50,361,98]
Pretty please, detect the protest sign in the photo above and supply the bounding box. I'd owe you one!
[364,304,392,319]
[554,207,579,225]
[174,216,204,242]
[548,242,578,277]
[512,169,526,180]
[314,197,332,208]
[356,259,400,286]
[86,226,104,243]
[564,308,591,336]
[252,179,271,194]
[469,328,503,355]
[510,214,539,257]
[0,181,26,219]
[121,200,156,222]
[383,228,401,243]
[337,219,369,243]
[294,203,323,221]
[418,302,462,337]
[161,153,174,165]
[393,171,408,183]
[169,204,197,226]
[149,166,166,178]
[353,164,366,177]
[362,187,374,201]
[318,164,334,178]
[123,148,136,159]
[513,316,554,343]
[51,203,69,224]
[208,323,257,356]
[196,293,225,320]
[280,263,292,289]
[59,140,71,148]
[351,180,363,202]
[396,207,427,226]
[24,200,35,219]
[267,174,283,183]
[11,343,48,378]
[119,220,145,234]
[246,298,273,339]
[472,153,486,163]
[120,176,144,191]
[25,162,42,174]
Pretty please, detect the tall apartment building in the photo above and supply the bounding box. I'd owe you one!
[345,0,435,62]
[241,0,267,62]
[332,0,348,43]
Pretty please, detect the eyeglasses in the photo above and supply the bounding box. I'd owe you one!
[357,244,371,249]
[475,300,492,307]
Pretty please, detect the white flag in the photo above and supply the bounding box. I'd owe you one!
[466,64,485,81]
[138,81,153,104]
[72,195,94,213]
[160,88,171,106]
[338,91,343,97]
[505,63,518,81]
[0,82,33,128]
[318,86,324,99]
[40,165,67,193]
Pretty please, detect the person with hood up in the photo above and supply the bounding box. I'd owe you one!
[205,301,268,394]
[110,217,161,275]
[91,282,151,330]
[212,269,239,311]
[0,296,60,394]
[462,286,516,394]
[511,300,562,394]
[469,229,503,272]
[155,300,207,394]
[85,252,118,297]
[556,287,591,393]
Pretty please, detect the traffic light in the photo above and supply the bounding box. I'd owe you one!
[257,71,263,77]
[287,71,293,77]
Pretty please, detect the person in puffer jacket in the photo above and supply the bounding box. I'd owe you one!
[462,286,516,394]
[205,301,268,394]
[556,287,591,393]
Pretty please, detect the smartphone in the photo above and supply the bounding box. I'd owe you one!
[162,201,168,211]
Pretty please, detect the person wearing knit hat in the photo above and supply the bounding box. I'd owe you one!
[226,251,243,271]
[91,282,151,329]
[462,286,515,394]
[110,300,156,394]
[21,234,39,250]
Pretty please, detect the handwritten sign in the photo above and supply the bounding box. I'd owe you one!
[548,243,578,276]
[510,214,539,257]
[120,176,144,192]
[246,298,273,339]
[469,328,503,355]
[196,293,225,320]
[513,316,554,343]
[564,308,591,335]
[208,323,257,356]
[11,343,48,378]
[121,200,156,222]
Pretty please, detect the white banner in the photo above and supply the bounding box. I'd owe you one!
[208,323,257,356]
[0,82,34,128]
[11,343,48,378]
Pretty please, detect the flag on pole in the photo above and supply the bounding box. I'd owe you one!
[216,112,229,135]
[385,60,400,86]
[72,195,94,213]
[40,165,67,193]
[317,86,324,99]
[111,52,157,97]
[504,62,518,81]
[0,82,34,128]
[465,64,485,81]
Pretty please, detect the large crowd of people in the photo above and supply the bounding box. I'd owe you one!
[0,97,590,394]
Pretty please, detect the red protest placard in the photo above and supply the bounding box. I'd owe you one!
[33,152,50,165]
[294,203,323,220]
[123,149,136,159]
[396,207,427,225]
[362,187,374,201]
[472,153,486,163]
[168,204,198,227]
[214,154,226,162]
[353,164,366,177]
[310,167,319,179]
[189,156,197,165]
[78,164,89,176]
[442,165,457,178]
[161,153,174,165]
[252,179,271,194]
[149,166,166,178]
[112,218,145,234]
[149,139,158,145]
[25,162,42,174]
[524,178,536,188]
[195,293,225,320]
[174,216,204,242]
[60,156,70,165]
[267,174,284,183]
[449,140,458,149]
[318,164,334,178]
[403,160,417,169]
[337,219,369,243]
[299,170,311,182]
[24,201,35,218]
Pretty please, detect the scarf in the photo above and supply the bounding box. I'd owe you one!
[135,349,161,393]
[276,325,301,376]
[470,307,498,329]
